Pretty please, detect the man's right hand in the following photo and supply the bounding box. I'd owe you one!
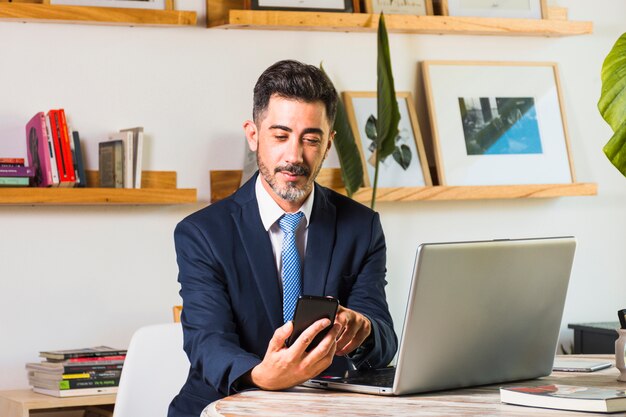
[246,318,341,390]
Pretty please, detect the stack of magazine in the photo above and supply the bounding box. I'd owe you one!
[26,346,126,397]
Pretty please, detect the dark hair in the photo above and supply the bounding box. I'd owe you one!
[253,60,338,126]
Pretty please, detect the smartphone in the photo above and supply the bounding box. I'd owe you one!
[286,295,339,352]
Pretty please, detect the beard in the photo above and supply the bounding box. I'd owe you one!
[257,157,321,203]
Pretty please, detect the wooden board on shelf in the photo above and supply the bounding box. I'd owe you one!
[208,9,592,36]
[210,168,597,203]
[0,2,196,26]
[85,170,178,188]
[0,171,196,205]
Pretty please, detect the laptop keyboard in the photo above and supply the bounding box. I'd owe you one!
[342,367,396,387]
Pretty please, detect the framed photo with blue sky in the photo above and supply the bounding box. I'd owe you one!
[422,61,575,186]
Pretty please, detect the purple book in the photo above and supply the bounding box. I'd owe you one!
[25,112,54,187]
[0,166,34,177]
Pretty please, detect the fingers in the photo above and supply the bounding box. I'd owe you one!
[290,318,331,355]
[267,321,293,352]
[334,308,371,356]
[305,323,341,372]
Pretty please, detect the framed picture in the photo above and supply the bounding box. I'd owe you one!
[343,91,432,188]
[250,0,354,13]
[365,0,433,15]
[439,0,547,19]
[422,61,575,186]
[49,0,169,9]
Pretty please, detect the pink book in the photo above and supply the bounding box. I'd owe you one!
[25,112,54,187]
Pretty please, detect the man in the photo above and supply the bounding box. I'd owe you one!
[169,60,397,417]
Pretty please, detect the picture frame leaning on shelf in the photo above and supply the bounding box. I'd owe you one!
[48,0,172,10]
[249,0,354,13]
[422,60,576,186]
[365,0,433,16]
[438,0,547,19]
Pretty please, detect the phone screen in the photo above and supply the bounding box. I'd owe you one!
[286,295,339,352]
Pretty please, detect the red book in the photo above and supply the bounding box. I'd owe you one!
[25,112,54,187]
[47,110,71,187]
[0,158,25,165]
[65,355,126,364]
[57,109,76,186]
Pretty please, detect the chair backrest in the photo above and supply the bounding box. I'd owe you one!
[113,323,189,417]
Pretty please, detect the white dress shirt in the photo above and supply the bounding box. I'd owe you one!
[255,175,314,277]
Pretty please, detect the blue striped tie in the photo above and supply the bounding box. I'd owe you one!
[279,212,304,323]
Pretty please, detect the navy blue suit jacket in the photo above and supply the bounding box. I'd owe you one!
[168,174,397,417]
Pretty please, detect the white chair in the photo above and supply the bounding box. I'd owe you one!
[113,323,190,417]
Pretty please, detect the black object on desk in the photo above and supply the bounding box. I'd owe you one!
[568,322,620,354]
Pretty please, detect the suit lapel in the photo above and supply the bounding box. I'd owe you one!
[303,184,336,296]
[233,175,283,329]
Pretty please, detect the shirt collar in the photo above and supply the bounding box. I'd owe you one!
[255,174,314,231]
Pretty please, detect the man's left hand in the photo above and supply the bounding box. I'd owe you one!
[334,305,371,356]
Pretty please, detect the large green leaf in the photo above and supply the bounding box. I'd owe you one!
[333,93,364,197]
[321,64,363,197]
[376,13,400,162]
[598,32,626,177]
[370,13,401,209]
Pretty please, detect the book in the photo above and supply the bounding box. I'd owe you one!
[25,112,54,187]
[72,131,87,188]
[0,166,34,177]
[57,109,76,186]
[29,375,120,390]
[45,355,126,364]
[0,157,25,165]
[0,177,29,187]
[119,127,144,188]
[26,361,124,374]
[31,370,122,381]
[500,384,626,413]
[33,386,118,397]
[108,131,133,188]
[99,141,124,188]
[44,114,60,186]
[40,346,127,361]
[47,110,71,187]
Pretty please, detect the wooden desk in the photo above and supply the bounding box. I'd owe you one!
[0,389,115,417]
[203,356,626,417]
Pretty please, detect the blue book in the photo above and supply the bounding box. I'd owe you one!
[72,131,87,188]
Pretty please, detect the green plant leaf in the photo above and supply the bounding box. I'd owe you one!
[371,13,401,209]
[376,13,400,162]
[365,115,378,141]
[598,32,626,177]
[392,144,412,170]
[320,64,363,197]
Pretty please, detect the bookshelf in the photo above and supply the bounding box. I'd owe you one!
[206,3,592,36]
[0,171,196,205]
[0,2,196,26]
[210,169,598,204]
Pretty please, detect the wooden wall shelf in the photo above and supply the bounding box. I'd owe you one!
[207,8,592,37]
[210,169,597,204]
[0,3,197,26]
[0,171,197,205]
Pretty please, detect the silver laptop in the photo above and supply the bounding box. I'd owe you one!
[305,236,576,395]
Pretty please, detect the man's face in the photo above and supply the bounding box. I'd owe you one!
[245,95,334,210]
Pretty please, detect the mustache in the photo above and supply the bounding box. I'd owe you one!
[274,163,310,177]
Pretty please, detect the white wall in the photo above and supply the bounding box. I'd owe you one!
[0,0,624,389]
